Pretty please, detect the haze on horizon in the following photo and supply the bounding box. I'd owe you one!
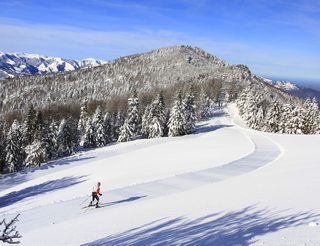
[0,0,319,86]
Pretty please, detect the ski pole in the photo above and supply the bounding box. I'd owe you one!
[80,195,91,205]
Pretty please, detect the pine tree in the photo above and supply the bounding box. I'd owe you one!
[198,90,211,120]
[78,99,89,145]
[279,103,294,133]
[243,91,263,129]
[141,105,152,138]
[286,106,304,134]
[265,100,283,133]
[168,93,187,137]
[56,118,79,157]
[0,122,6,173]
[142,93,167,139]
[183,92,197,134]
[236,87,251,115]
[103,112,112,144]
[113,111,125,140]
[92,106,107,147]
[118,119,133,142]
[127,91,141,138]
[255,106,264,130]
[47,121,59,159]
[5,120,26,173]
[83,119,96,148]
[302,98,320,134]
[117,92,141,142]
[24,111,52,167]
[23,104,37,145]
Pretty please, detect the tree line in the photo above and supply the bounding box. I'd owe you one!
[0,88,215,174]
[237,86,320,134]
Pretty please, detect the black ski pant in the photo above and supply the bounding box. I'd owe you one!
[91,192,99,204]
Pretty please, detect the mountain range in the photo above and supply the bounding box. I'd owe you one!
[261,78,320,103]
[0,52,106,80]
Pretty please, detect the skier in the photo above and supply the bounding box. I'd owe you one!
[90,182,102,208]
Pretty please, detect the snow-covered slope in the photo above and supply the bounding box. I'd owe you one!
[0,52,106,80]
[1,106,320,245]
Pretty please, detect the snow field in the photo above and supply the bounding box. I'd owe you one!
[1,106,320,245]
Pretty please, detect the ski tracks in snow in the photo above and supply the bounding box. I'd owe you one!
[103,119,282,204]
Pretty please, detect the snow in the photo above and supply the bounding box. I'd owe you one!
[274,80,300,91]
[64,62,76,71]
[37,63,49,72]
[1,106,320,245]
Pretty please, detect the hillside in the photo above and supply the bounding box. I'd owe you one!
[1,105,320,245]
[0,46,296,116]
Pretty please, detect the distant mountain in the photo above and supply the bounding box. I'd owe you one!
[261,77,320,103]
[0,52,107,80]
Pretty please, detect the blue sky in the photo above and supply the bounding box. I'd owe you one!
[0,0,319,84]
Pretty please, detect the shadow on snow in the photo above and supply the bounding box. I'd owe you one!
[99,196,147,208]
[0,175,87,208]
[193,123,232,135]
[0,157,94,191]
[82,205,320,246]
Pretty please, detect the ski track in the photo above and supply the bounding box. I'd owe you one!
[4,111,282,235]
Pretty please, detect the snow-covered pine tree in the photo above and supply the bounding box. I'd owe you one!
[92,106,107,147]
[286,105,304,134]
[183,91,197,134]
[78,99,89,145]
[0,122,6,173]
[5,120,26,173]
[141,105,152,138]
[113,111,125,140]
[243,90,263,129]
[47,121,59,159]
[302,98,320,134]
[127,91,141,138]
[168,93,187,137]
[117,92,141,142]
[24,111,52,167]
[265,100,283,133]
[117,119,133,142]
[279,103,294,133]
[143,93,167,139]
[56,118,79,157]
[83,119,96,148]
[103,112,112,144]
[198,90,211,120]
[23,104,37,145]
[156,91,167,132]
[311,98,320,134]
[255,106,264,131]
[236,86,251,115]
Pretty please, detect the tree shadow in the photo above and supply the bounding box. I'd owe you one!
[193,123,232,135]
[0,157,94,191]
[99,196,147,208]
[0,175,87,208]
[82,205,320,246]
[212,111,228,118]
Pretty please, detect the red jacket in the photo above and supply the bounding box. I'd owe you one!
[96,187,102,196]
